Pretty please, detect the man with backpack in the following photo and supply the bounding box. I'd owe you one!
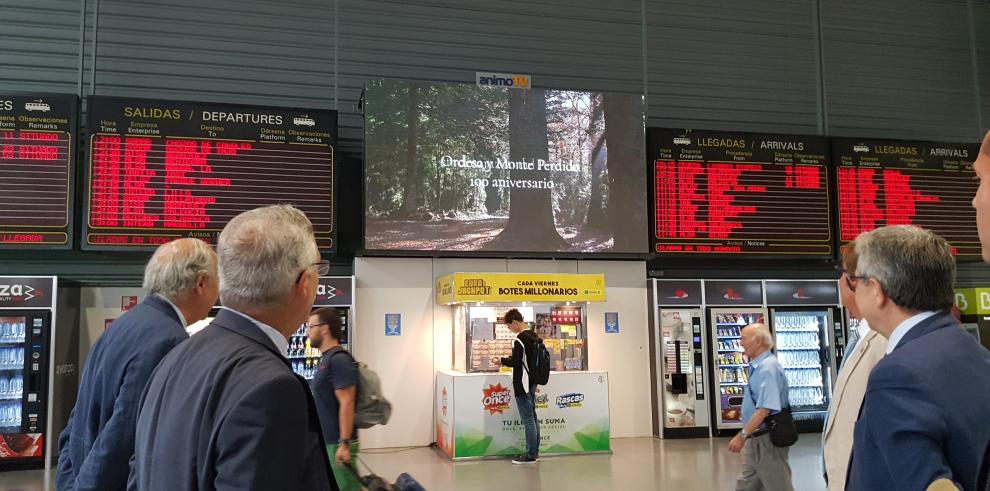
[308,307,361,490]
[499,308,544,464]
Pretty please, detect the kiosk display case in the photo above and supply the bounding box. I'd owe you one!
[435,273,610,460]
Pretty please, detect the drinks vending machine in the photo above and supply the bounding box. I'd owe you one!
[765,280,841,431]
[290,277,354,380]
[0,277,60,471]
[652,280,710,438]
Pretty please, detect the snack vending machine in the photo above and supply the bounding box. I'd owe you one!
[703,280,766,436]
[0,277,58,471]
[653,280,710,438]
[290,277,354,380]
[709,308,767,434]
[765,280,841,432]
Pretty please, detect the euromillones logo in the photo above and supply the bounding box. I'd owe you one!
[535,389,549,410]
[482,383,512,415]
[0,284,39,302]
[458,279,491,296]
[556,392,584,409]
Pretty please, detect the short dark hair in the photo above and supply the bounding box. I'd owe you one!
[504,308,523,325]
[311,307,343,340]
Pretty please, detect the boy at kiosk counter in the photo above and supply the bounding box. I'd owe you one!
[499,308,542,464]
[308,308,361,491]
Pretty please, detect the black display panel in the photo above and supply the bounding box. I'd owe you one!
[83,96,336,250]
[764,280,839,306]
[363,80,647,256]
[649,129,833,257]
[0,94,77,249]
[834,138,979,257]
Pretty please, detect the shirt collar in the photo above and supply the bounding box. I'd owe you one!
[749,350,772,368]
[856,319,872,339]
[221,307,289,357]
[156,295,188,328]
[885,311,937,354]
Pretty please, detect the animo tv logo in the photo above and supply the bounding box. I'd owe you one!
[476,72,531,89]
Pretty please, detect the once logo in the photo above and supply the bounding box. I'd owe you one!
[481,383,512,415]
[556,393,585,409]
[0,284,38,301]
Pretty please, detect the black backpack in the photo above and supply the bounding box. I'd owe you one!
[528,339,552,386]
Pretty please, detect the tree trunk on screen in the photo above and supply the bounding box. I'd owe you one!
[401,83,419,217]
[584,136,607,229]
[486,90,569,251]
[602,93,646,252]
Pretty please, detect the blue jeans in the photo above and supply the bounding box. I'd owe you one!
[515,390,540,458]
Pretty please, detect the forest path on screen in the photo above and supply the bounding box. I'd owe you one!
[365,218,615,252]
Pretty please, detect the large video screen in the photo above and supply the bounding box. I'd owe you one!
[834,138,979,257]
[83,96,336,250]
[364,80,647,255]
[649,129,833,257]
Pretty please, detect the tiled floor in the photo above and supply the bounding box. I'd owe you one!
[1,436,827,490]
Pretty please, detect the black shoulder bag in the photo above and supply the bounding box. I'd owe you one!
[747,380,798,447]
[767,407,798,447]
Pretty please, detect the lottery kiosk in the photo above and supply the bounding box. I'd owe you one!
[434,273,611,460]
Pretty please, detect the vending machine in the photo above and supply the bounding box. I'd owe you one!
[704,280,766,436]
[290,276,354,380]
[0,277,58,470]
[652,280,710,438]
[765,280,840,432]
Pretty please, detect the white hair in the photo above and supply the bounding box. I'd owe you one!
[143,238,216,302]
[746,322,774,349]
[217,205,317,310]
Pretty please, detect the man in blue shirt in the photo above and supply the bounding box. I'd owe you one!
[728,322,794,491]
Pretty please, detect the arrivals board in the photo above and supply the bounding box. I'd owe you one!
[834,138,979,257]
[0,94,77,249]
[649,129,833,257]
[83,97,336,250]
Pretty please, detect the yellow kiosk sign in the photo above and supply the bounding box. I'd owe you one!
[436,273,606,304]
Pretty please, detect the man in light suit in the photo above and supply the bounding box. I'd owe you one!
[846,225,990,490]
[57,238,218,491]
[129,205,337,491]
[822,239,886,490]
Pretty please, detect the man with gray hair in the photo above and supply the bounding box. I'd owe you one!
[729,322,794,491]
[846,225,990,490]
[57,238,218,491]
[129,205,337,491]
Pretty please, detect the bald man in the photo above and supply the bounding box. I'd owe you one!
[972,130,990,262]
[729,323,794,491]
[57,239,219,491]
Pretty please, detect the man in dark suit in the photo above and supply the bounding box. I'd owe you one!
[56,238,219,491]
[129,205,337,491]
[846,225,990,490]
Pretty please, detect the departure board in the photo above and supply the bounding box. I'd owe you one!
[83,97,336,250]
[650,129,833,257]
[0,94,77,249]
[834,138,979,257]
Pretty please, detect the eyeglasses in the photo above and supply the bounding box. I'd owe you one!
[835,266,873,292]
[296,259,330,283]
[305,323,329,330]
